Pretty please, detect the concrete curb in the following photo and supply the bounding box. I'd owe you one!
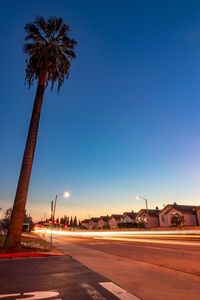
[0,252,63,259]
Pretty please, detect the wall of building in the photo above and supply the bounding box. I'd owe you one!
[81,222,90,229]
[159,208,198,227]
[196,209,200,226]
[148,216,159,228]
[136,213,159,229]
[109,218,121,229]
[90,221,98,229]
[183,213,197,226]
[122,215,133,223]
[98,219,108,228]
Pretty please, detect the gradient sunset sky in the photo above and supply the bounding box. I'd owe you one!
[1,0,200,221]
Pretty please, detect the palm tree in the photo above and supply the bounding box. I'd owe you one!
[4,16,77,249]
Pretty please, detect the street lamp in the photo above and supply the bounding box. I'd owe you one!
[50,191,70,247]
[136,195,149,229]
[53,191,70,222]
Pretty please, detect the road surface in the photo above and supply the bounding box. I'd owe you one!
[0,255,137,300]
[47,230,200,300]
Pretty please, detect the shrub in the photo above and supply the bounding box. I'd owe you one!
[79,225,88,230]
[103,224,111,230]
[136,221,145,228]
[118,222,137,229]
[171,213,185,227]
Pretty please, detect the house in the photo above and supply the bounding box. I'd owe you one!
[98,216,110,229]
[89,218,99,229]
[109,214,122,229]
[121,211,137,223]
[159,203,198,227]
[80,219,90,229]
[135,209,160,229]
[195,207,200,226]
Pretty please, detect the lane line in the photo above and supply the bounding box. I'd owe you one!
[16,291,60,299]
[99,282,140,300]
[0,291,60,299]
[80,283,106,300]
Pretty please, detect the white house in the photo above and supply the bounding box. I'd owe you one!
[135,209,160,229]
[121,211,137,223]
[98,216,109,229]
[89,218,99,229]
[158,203,198,227]
[81,219,90,229]
[195,206,200,226]
[109,214,122,229]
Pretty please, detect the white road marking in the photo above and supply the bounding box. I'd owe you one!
[99,282,140,300]
[17,291,60,299]
[80,283,106,300]
[0,291,60,299]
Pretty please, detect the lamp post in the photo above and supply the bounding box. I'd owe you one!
[50,191,70,246]
[53,191,70,223]
[136,195,149,229]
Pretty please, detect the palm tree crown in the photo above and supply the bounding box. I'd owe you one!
[24,16,77,91]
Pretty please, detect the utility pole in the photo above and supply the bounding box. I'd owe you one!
[50,200,54,246]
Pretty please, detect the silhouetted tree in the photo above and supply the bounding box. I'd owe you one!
[5,16,77,249]
[70,216,73,227]
[74,216,77,227]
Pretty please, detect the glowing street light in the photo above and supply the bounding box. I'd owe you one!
[136,195,149,229]
[50,191,70,247]
[53,191,70,222]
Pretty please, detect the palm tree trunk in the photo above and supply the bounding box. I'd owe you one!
[4,69,47,249]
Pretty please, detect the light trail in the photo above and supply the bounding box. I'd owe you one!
[93,236,200,247]
[35,228,200,238]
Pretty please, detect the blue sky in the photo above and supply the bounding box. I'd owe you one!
[0,1,200,221]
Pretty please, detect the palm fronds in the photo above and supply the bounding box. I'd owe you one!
[24,15,77,92]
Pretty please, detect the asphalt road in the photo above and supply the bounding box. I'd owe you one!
[48,232,200,300]
[0,255,136,300]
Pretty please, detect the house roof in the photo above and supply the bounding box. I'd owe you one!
[81,219,90,223]
[159,204,198,215]
[136,209,160,217]
[91,218,99,222]
[123,212,137,218]
[99,216,109,221]
[110,214,122,220]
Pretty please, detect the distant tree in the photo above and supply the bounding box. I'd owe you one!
[60,217,65,225]
[0,208,34,232]
[0,208,12,230]
[70,216,73,227]
[5,16,77,249]
[74,216,77,227]
[171,213,185,227]
[64,216,69,226]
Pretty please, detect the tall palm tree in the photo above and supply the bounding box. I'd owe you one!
[4,16,77,249]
